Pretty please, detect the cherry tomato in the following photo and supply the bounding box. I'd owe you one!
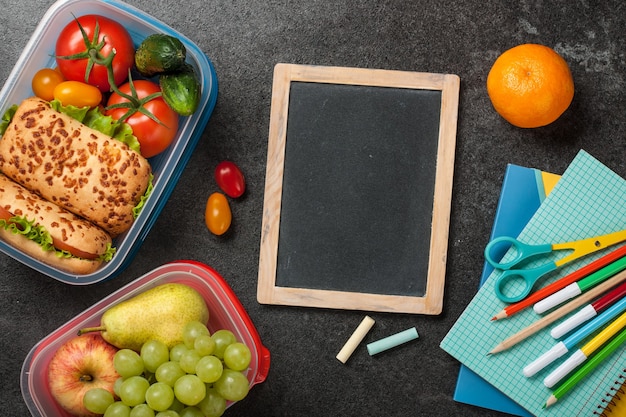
[53,81,103,108]
[106,80,179,158]
[205,192,232,236]
[214,161,246,198]
[55,15,135,92]
[31,68,65,101]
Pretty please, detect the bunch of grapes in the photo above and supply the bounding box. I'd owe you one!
[83,321,252,417]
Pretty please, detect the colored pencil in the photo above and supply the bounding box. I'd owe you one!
[488,269,626,354]
[491,244,626,321]
[523,296,626,377]
[543,310,626,388]
[544,326,626,408]
[533,255,626,314]
[550,280,626,339]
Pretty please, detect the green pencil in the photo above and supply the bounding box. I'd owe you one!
[543,326,626,408]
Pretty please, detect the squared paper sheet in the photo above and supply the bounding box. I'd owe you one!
[440,150,626,416]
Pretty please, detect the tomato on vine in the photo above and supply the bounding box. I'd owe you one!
[55,14,134,92]
[106,79,179,158]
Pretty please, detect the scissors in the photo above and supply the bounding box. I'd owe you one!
[485,229,626,303]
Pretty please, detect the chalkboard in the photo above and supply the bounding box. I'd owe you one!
[257,64,460,315]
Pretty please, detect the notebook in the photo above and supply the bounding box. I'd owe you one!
[597,371,626,417]
[453,164,560,417]
[440,150,626,417]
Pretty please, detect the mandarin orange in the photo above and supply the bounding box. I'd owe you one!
[487,43,574,128]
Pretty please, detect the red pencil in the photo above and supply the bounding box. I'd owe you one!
[491,244,626,320]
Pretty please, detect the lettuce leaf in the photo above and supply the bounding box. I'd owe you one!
[49,100,141,153]
[0,104,17,136]
[0,215,116,262]
[133,173,154,219]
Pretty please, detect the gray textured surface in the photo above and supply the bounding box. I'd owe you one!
[1,1,625,416]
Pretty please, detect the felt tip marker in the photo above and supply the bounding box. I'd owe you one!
[523,295,626,377]
[544,327,626,408]
[533,255,626,314]
[543,310,626,388]
[550,280,626,339]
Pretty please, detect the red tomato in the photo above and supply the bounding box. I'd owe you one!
[55,15,135,92]
[31,68,65,101]
[53,81,103,108]
[106,80,179,158]
[214,161,246,198]
[205,193,232,235]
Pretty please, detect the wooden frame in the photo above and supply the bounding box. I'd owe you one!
[257,63,460,315]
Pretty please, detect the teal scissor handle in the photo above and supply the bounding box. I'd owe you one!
[485,236,553,270]
[493,262,558,303]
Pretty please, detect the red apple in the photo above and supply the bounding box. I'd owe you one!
[48,333,120,417]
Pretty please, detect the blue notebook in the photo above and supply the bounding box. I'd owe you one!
[452,164,560,416]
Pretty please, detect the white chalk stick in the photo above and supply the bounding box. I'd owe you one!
[336,316,375,363]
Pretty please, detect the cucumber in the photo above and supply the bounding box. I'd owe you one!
[135,34,186,77]
[160,64,201,116]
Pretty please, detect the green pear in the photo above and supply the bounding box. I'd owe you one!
[79,283,209,351]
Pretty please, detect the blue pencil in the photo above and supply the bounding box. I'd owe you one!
[523,295,626,377]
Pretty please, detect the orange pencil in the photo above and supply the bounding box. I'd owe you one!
[491,244,626,321]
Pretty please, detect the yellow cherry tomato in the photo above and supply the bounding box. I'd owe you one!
[205,192,232,236]
[31,68,65,101]
[53,80,103,108]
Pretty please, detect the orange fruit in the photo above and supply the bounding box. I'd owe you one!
[487,43,574,128]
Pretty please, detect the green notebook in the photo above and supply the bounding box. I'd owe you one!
[441,150,626,417]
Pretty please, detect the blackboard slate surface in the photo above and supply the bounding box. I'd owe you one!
[277,82,442,296]
[258,64,460,314]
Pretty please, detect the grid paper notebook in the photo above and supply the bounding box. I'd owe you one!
[441,150,626,417]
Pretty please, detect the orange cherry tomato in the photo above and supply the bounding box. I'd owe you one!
[53,80,103,108]
[31,68,65,101]
[205,192,232,236]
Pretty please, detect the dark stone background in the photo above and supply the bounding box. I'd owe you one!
[1,1,624,416]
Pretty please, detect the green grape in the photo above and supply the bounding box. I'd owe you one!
[179,406,205,417]
[104,401,131,417]
[169,343,189,362]
[197,388,227,417]
[213,369,249,402]
[182,321,210,349]
[145,382,175,412]
[223,342,252,371]
[119,375,150,407]
[114,349,145,378]
[195,355,223,383]
[174,374,206,406]
[155,411,179,417]
[141,339,170,373]
[155,361,186,386]
[114,377,124,397]
[83,387,115,414]
[169,397,185,412]
[210,329,237,359]
[193,334,216,357]
[178,349,202,374]
[130,404,156,417]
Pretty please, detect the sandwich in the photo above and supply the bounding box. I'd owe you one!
[0,97,152,237]
[0,173,115,274]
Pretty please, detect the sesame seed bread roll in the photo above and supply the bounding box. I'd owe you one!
[0,97,151,237]
[0,173,112,274]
